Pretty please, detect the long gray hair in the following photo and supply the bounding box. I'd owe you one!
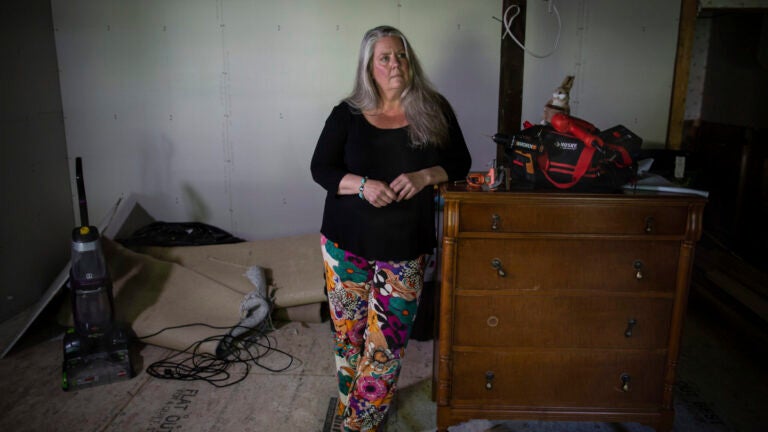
[344,25,450,148]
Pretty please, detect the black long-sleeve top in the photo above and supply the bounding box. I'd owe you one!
[311,101,471,261]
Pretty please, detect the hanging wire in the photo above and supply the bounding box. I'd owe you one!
[494,1,562,59]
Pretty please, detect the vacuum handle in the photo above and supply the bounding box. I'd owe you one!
[75,157,89,227]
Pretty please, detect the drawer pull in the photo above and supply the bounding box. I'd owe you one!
[491,259,506,277]
[633,260,644,280]
[644,217,655,234]
[485,371,495,390]
[620,373,631,392]
[487,316,499,327]
[624,318,637,337]
[491,214,500,231]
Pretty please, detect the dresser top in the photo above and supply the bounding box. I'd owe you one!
[441,183,708,204]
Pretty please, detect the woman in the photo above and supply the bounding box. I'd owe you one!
[310,25,471,431]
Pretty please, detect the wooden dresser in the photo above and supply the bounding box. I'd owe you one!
[435,184,706,432]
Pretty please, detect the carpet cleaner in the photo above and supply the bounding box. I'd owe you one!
[61,157,134,391]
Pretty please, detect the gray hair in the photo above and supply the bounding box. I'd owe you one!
[344,25,450,148]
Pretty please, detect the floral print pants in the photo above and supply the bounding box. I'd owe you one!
[321,235,426,432]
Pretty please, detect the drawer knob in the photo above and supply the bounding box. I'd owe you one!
[644,216,655,234]
[485,371,495,390]
[491,259,506,277]
[487,315,499,327]
[624,318,637,337]
[620,373,631,392]
[633,260,644,280]
[491,213,500,231]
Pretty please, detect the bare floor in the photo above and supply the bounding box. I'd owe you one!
[0,296,764,432]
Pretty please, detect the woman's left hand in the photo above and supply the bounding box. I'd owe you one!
[390,172,428,201]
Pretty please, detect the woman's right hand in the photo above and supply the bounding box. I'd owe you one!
[361,179,397,208]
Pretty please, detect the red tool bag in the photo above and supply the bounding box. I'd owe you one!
[506,113,640,191]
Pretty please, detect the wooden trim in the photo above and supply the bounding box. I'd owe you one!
[497,0,526,162]
[436,236,456,406]
[666,0,698,150]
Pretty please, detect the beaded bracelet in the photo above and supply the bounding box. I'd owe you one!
[358,176,368,199]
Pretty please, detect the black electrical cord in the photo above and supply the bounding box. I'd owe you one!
[135,322,298,388]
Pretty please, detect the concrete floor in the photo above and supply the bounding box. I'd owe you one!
[0,292,764,432]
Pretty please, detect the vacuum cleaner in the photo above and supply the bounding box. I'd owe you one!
[61,157,134,391]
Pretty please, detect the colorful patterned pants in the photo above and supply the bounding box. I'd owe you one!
[321,235,426,432]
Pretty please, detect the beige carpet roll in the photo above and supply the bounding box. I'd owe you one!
[134,233,326,308]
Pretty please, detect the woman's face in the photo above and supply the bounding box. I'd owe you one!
[370,36,409,95]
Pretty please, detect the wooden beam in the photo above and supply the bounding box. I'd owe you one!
[497,0,526,162]
[666,0,698,150]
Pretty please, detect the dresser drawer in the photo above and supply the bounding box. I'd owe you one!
[452,295,672,349]
[458,202,690,235]
[455,238,679,293]
[451,350,666,408]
